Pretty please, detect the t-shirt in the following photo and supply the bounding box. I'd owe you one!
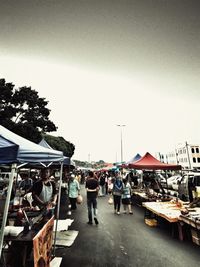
[32,179,57,204]
[19,178,33,191]
[68,180,80,198]
[86,178,99,198]
[113,178,123,196]
[122,182,131,199]
[99,176,105,186]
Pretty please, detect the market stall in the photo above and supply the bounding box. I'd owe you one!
[128,152,181,205]
[0,125,64,266]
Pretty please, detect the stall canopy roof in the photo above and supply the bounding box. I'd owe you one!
[0,135,19,164]
[127,153,142,164]
[38,138,76,168]
[38,138,53,149]
[0,125,64,164]
[120,153,142,168]
[128,152,182,170]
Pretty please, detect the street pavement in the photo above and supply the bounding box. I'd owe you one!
[57,185,200,267]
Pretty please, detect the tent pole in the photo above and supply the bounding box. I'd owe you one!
[165,170,169,195]
[52,161,63,257]
[0,163,17,259]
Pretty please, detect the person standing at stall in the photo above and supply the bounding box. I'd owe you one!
[32,168,57,217]
[18,172,33,195]
[85,171,99,225]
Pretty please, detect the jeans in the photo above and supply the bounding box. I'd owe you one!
[69,197,77,210]
[87,197,97,222]
[99,185,105,196]
[113,195,121,212]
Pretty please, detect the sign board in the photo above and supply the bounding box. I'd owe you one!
[33,216,54,267]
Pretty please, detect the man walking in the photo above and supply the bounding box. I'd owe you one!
[85,171,99,225]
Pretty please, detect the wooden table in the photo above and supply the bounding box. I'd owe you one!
[142,201,182,223]
[2,214,49,267]
[142,201,185,240]
[179,207,200,230]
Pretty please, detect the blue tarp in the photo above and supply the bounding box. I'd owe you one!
[0,125,64,164]
[127,153,142,164]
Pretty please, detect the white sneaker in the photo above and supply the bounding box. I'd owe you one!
[117,211,120,215]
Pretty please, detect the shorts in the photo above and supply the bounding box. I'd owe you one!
[122,198,131,205]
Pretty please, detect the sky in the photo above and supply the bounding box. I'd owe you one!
[0,0,200,163]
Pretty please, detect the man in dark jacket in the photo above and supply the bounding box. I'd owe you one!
[85,171,99,225]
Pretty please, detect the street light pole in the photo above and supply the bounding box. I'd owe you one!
[117,124,126,163]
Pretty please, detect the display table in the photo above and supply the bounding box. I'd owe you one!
[131,190,149,206]
[142,201,182,223]
[2,215,54,267]
[142,201,187,241]
[179,207,200,230]
[132,189,172,206]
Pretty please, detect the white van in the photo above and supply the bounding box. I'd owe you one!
[178,172,200,201]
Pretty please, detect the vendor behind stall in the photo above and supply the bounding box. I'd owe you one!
[18,172,33,195]
[32,168,57,216]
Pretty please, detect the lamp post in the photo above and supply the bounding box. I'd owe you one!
[116,124,126,163]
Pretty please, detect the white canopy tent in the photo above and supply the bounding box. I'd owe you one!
[0,125,64,258]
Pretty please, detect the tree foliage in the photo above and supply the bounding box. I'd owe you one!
[0,78,57,143]
[43,134,75,158]
[0,78,75,158]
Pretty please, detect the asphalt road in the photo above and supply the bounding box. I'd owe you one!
[57,185,200,267]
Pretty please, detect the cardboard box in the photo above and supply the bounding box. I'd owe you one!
[145,218,157,227]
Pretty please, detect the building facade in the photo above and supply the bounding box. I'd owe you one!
[166,142,200,170]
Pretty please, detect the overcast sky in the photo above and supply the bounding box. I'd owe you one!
[0,0,200,162]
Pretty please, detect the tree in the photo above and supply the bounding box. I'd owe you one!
[43,134,75,158]
[0,78,57,143]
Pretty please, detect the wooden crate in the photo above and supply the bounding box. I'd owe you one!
[145,218,157,227]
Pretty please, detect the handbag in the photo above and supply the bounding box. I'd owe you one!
[77,194,83,204]
[108,196,113,205]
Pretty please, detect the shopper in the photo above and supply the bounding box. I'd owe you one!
[85,170,99,225]
[99,173,106,196]
[68,174,80,210]
[122,178,133,214]
[112,170,123,215]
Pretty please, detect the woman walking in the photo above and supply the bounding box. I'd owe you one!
[112,171,123,215]
[68,174,80,210]
[122,178,133,214]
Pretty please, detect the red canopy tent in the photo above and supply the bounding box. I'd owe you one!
[128,152,182,170]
